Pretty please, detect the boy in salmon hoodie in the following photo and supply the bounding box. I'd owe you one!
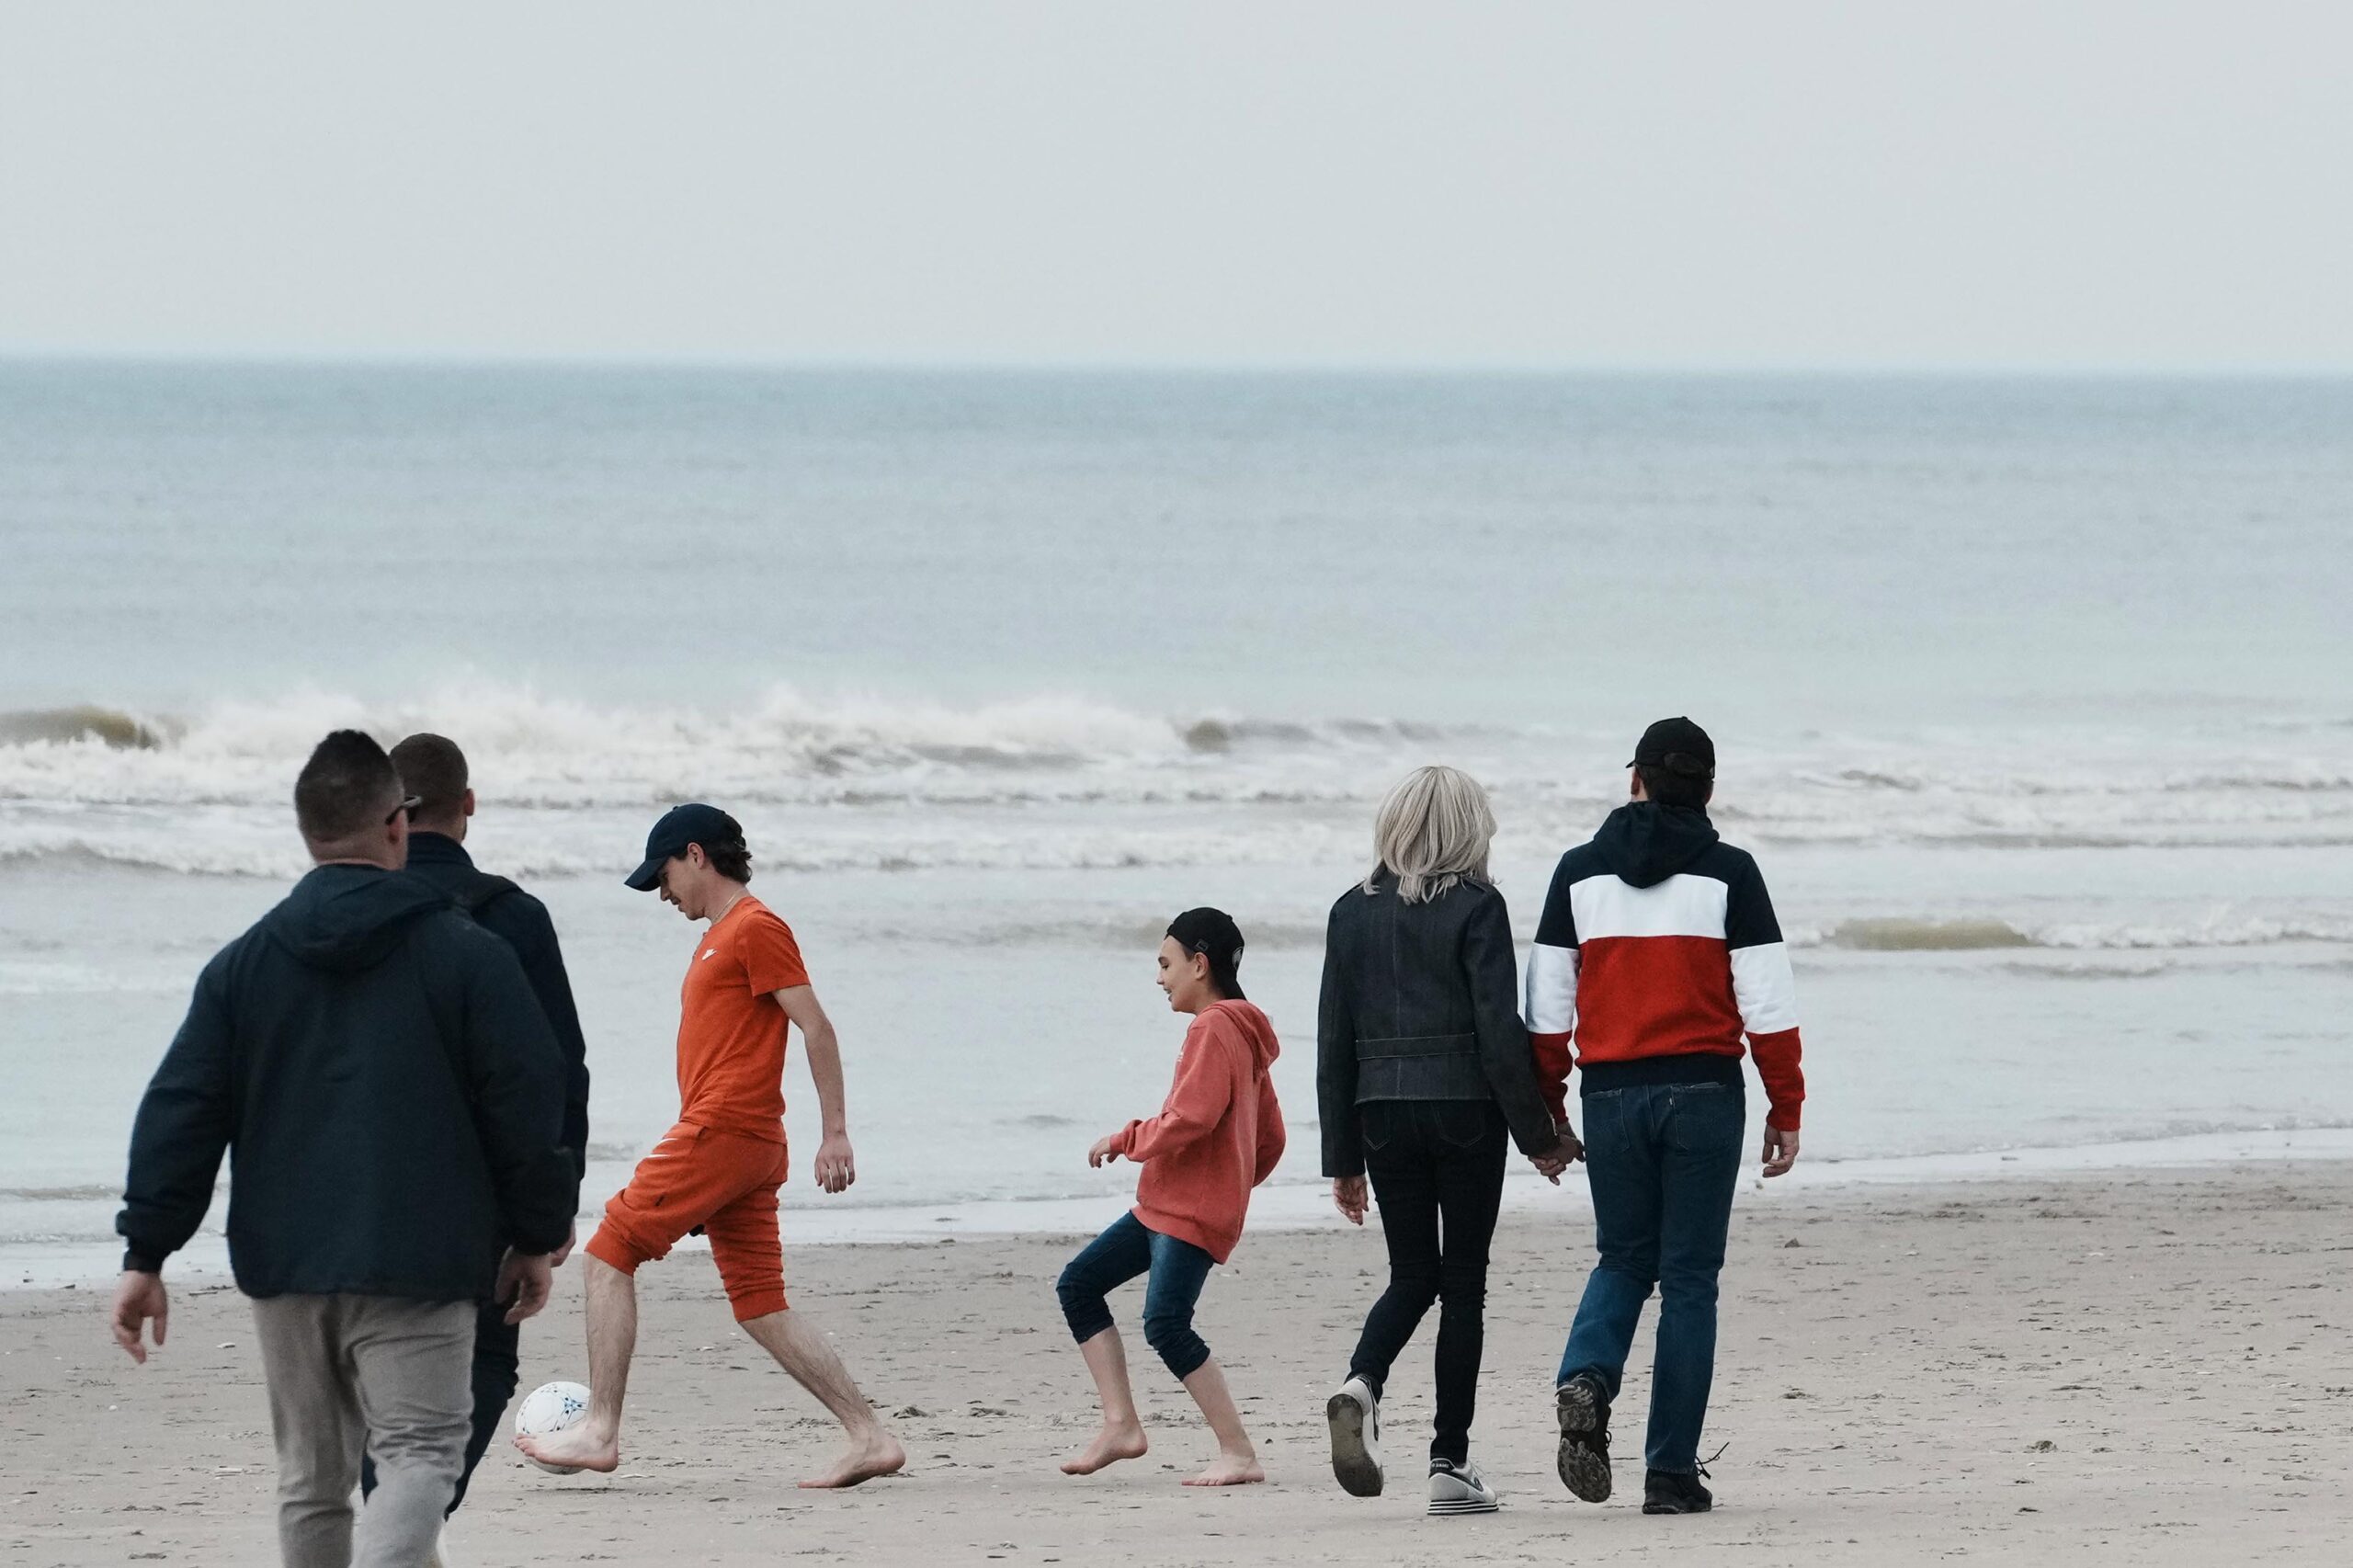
[1056,907,1287,1486]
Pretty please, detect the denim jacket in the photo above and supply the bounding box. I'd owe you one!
[1316,873,1559,1176]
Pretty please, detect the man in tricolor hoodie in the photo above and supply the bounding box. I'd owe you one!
[1527,717,1804,1516]
[1056,907,1287,1487]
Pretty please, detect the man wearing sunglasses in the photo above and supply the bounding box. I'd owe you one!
[110,729,577,1568]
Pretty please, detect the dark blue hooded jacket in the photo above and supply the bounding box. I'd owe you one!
[117,863,577,1301]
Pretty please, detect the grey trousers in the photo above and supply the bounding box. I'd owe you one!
[250,1293,476,1568]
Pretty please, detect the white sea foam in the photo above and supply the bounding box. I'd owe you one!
[6,684,2353,884]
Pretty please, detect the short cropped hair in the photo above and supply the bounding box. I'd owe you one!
[295,730,403,844]
[1364,765,1496,904]
[1636,762,1713,811]
[389,733,468,821]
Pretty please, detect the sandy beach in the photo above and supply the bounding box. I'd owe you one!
[5,1159,2346,1567]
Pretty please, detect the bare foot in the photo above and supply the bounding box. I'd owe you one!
[515,1422,620,1474]
[1181,1452,1265,1487]
[799,1428,907,1489]
[1060,1422,1149,1475]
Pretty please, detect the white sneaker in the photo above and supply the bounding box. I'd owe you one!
[1325,1375,1384,1497]
[1427,1457,1500,1516]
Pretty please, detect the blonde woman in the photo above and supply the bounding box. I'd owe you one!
[1316,766,1580,1516]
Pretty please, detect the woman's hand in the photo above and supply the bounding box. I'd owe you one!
[1332,1175,1369,1225]
[1529,1128,1586,1183]
[1087,1134,1124,1168]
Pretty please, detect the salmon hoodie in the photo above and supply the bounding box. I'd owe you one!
[1108,998,1286,1265]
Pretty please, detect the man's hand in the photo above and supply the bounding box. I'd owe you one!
[1761,1126,1801,1178]
[1087,1134,1125,1169]
[1332,1175,1369,1225]
[1529,1129,1586,1183]
[496,1250,554,1325]
[814,1131,857,1194]
[550,1221,578,1267]
[109,1271,168,1365]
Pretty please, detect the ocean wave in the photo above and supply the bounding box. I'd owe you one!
[8,686,2353,877]
[1799,913,2353,953]
[0,687,1187,795]
[0,685,1501,812]
[0,822,1369,881]
[0,706,174,749]
[1819,917,2036,950]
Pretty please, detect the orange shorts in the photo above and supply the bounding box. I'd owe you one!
[585,1121,789,1321]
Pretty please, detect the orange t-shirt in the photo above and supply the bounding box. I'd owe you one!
[676,895,808,1143]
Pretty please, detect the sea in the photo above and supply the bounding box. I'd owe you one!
[4,362,2349,1286]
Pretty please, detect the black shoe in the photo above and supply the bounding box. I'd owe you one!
[1553,1375,1611,1503]
[1643,1468,1713,1514]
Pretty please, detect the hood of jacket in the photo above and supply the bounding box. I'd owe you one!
[1591,801,1721,889]
[1206,997,1281,1075]
[259,864,449,972]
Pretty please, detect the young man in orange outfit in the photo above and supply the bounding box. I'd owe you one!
[516,803,904,1489]
[1056,907,1286,1487]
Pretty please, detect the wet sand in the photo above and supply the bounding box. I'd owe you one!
[6,1160,2347,1565]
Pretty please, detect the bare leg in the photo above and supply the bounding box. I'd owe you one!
[513,1254,634,1473]
[1060,1327,1150,1474]
[737,1308,907,1488]
[1176,1358,1264,1486]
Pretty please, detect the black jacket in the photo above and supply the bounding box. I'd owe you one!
[404,832,590,1178]
[116,864,577,1301]
[1316,874,1559,1177]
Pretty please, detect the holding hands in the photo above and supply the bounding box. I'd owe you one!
[1529,1126,1586,1184]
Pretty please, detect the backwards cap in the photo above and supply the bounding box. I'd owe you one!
[1166,906,1245,976]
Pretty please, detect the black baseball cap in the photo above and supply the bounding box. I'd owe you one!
[624,802,743,891]
[1629,716,1716,779]
[1166,907,1245,972]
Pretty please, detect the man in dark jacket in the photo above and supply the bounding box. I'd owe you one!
[109,730,576,1568]
[366,731,591,1520]
[1527,718,1805,1517]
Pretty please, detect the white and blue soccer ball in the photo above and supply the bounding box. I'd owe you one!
[514,1381,594,1474]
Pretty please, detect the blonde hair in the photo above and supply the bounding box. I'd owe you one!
[1364,766,1496,904]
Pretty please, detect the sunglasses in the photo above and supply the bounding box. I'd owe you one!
[386,795,423,825]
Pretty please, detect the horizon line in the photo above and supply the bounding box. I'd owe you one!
[4,347,2351,381]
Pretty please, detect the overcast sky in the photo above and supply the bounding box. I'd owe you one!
[2,2,2347,370]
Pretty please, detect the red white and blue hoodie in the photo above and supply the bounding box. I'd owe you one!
[1526,802,1805,1131]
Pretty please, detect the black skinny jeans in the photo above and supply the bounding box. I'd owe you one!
[1347,1099,1508,1467]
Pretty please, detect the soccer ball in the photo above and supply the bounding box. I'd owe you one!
[514,1381,594,1474]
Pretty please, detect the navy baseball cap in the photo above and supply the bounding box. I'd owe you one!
[624,802,743,891]
[1629,716,1715,779]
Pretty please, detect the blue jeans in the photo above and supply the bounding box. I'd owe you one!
[1057,1211,1216,1380]
[1558,1080,1745,1474]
